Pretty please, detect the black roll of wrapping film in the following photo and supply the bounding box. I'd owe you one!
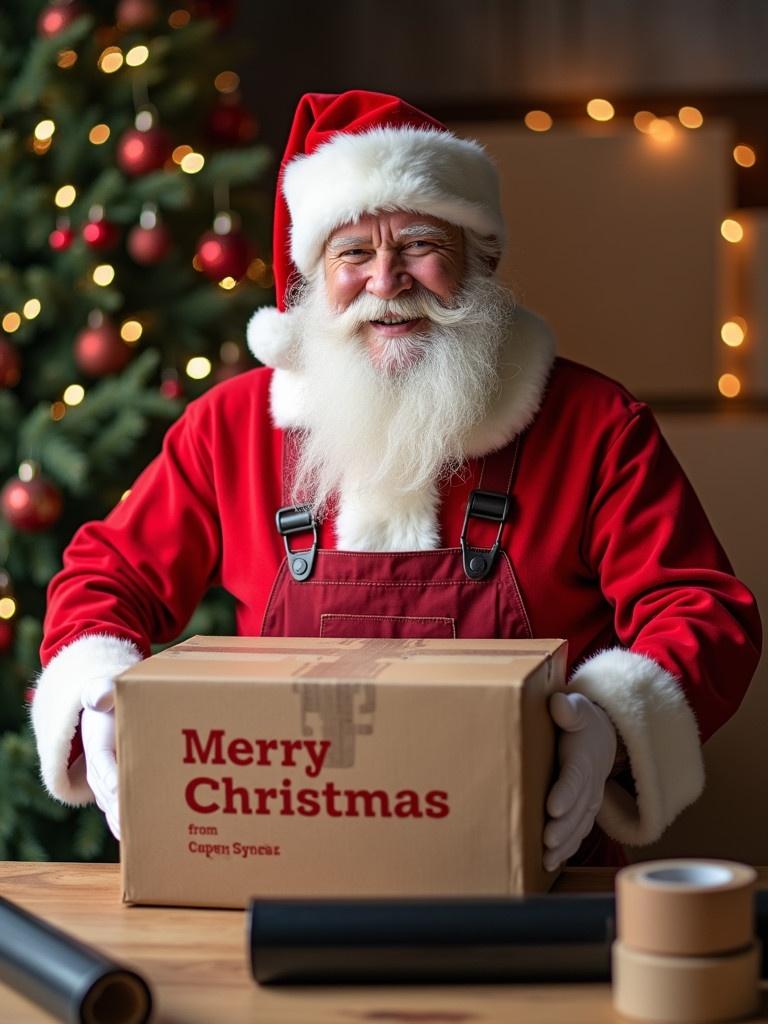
[0,896,151,1024]
[3,887,766,1000]
[249,890,768,984]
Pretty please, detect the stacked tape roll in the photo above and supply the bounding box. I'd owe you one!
[612,860,759,1023]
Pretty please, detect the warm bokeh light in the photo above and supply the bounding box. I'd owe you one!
[220,341,241,363]
[721,219,744,243]
[23,299,41,319]
[57,49,78,69]
[180,152,205,174]
[50,401,67,421]
[34,119,56,141]
[33,137,53,155]
[169,9,191,27]
[121,489,132,502]
[678,106,704,129]
[54,184,77,208]
[18,461,35,483]
[172,144,193,164]
[92,264,115,286]
[586,98,615,122]
[120,320,143,343]
[647,118,675,142]
[218,276,237,290]
[89,123,110,145]
[126,45,149,67]
[214,71,240,94]
[524,110,553,132]
[98,46,124,73]
[733,145,756,168]
[721,319,747,347]
[633,111,656,133]
[718,373,741,398]
[0,597,17,620]
[135,109,154,132]
[191,254,203,271]
[63,384,85,406]
[186,356,212,380]
[2,312,21,333]
[247,258,266,281]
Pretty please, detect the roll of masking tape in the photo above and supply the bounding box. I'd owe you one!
[616,860,757,956]
[612,939,760,1024]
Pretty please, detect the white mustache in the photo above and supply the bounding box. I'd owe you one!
[334,286,468,333]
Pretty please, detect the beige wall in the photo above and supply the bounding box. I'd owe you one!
[639,414,767,863]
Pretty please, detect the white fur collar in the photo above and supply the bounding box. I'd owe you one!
[267,306,555,551]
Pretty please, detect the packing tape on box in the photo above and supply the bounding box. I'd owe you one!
[616,859,757,956]
[612,939,760,1024]
[0,896,152,1024]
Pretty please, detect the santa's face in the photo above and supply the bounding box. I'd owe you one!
[288,217,516,517]
[323,211,465,376]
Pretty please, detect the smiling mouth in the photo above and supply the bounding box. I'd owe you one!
[368,317,426,335]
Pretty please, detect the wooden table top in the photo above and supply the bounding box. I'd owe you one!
[1,862,767,1024]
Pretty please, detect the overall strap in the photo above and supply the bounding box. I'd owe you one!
[276,430,317,582]
[460,434,523,581]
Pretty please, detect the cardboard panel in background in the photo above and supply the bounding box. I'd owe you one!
[451,121,734,398]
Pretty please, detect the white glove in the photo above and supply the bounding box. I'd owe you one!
[543,691,616,871]
[81,675,121,840]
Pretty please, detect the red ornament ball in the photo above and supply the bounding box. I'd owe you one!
[49,224,75,251]
[195,229,251,281]
[116,0,159,30]
[127,222,172,265]
[0,619,13,656]
[207,99,259,146]
[116,125,172,176]
[160,374,184,399]
[1,474,63,533]
[0,337,21,388]
[74,321,132,376]
[82,218,120,250]
[37,1,83,37]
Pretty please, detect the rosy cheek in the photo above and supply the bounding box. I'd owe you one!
[330,265,366,307]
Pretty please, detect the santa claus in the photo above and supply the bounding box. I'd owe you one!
[32,91,760,868]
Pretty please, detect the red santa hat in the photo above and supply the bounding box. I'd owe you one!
[247,90,504,369]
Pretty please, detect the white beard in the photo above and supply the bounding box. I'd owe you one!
[288,272,518,529]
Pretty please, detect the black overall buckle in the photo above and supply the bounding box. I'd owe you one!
[276,506,317,582]
[460,489,510,580]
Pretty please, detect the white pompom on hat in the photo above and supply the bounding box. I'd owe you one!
[247,89,504,369]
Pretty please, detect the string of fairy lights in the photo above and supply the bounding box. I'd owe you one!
[522,97,759,400]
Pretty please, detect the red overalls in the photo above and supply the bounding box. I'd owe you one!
[261,432,623,866]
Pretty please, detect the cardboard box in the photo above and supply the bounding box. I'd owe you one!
[116,636,566,908]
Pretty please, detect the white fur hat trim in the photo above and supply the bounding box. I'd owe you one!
[283,126,505,275]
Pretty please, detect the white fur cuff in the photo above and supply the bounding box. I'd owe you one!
[30,633,143,806]
[568,647,705,846]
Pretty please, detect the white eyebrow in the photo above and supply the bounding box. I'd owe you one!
[326,223,452,253]
[326,235,369,253]
[396,223,451,242]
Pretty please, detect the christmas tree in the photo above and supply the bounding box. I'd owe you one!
[0,0,272,860]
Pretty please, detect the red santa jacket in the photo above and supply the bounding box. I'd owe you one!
[32,310,761,849]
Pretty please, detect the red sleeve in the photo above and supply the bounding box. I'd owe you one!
[584,403,762,742]
[41,396,221,665]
